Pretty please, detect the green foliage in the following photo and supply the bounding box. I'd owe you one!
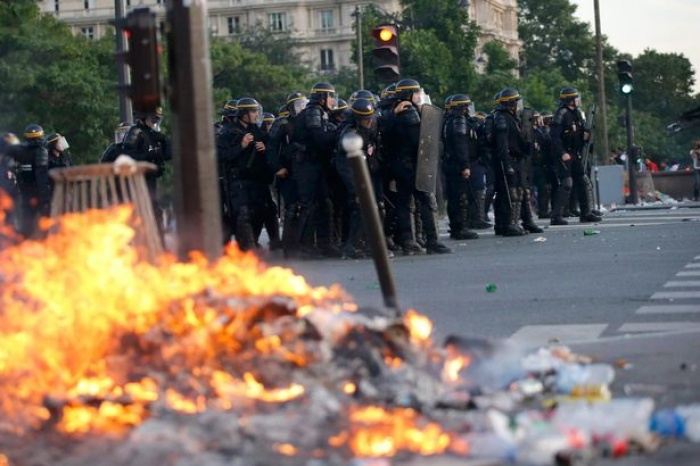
[0,0,117,164]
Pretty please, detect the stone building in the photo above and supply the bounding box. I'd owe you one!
[38,0,520,74]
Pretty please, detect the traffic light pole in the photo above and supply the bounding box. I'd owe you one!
[625,94,638,204]
[166,0,223,260]
[114,0,132,123]
[354,6,364,89]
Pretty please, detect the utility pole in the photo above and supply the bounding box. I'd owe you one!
[355,5,364,90]
[114,0,132,123]
[166,0,223,260]
[593,0,609,165]
[625,93,637,204]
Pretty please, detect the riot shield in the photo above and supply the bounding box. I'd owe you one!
[581,104,597,170]
[520,107,535,144]
[415,104,443,193]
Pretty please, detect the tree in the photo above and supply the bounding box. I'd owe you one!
[518,0,596,82]
[0,0,118,165]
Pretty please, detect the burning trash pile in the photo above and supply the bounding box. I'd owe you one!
[0,205,698,466]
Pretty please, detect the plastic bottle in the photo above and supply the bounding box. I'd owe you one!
[583,229,601,236]
[485,283,497,293]
[555,363,615,394]
[651,404,700,442]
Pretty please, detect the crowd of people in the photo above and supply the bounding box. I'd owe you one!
[209,80,604,260]
[0,79,611,256]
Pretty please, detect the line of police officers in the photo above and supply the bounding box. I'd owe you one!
[0,80,600,255]
[215,80,601,260]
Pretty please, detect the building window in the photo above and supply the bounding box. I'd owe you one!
[81,27,94,40]
[320,49,335,71]
[54,0,59,12]
[227,16,240,35]
[268,12,287,32]
[84,0,94,9]
[319,10,334,30]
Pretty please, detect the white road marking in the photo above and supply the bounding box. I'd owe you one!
[508,324,608,347]
[636,305,700,314]
[618,322,700,333]
[651,291,700,299]
[663,281,700,287]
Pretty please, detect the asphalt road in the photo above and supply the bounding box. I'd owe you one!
[265,205,700,465]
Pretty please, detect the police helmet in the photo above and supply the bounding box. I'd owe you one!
[222,99,239,117]
[309,82,336,105]
[559,87,580,105]
[380,83,397,100]
[263,112,275,123]
[278,105,290,119]
[236,97,262,124]
[444,95,455,110]
[0,132,20,155]
[498,88,521,109]
[335,98,348,113]
[474,111,488,121]
[349,89,375,104]
[350,98,376,120]
[23,124,45,142]
[541,111,554,125]
[394,78,421,101]
[450,93,475,115]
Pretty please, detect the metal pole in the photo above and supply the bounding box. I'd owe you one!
[625,94,638,204]
[114,0,132,123]
[355,5,364,90]
[166,0,223,260]
[345,135,399,314]
[593,0,609,165]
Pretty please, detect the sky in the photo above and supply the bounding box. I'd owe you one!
[570,0,698,92]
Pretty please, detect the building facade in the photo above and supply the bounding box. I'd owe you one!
[38,0,520,74]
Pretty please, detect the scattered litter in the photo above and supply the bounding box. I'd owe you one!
[366,282,380,290]
[616,358,633,370]
[533,236,547,242]
[583,229,600,236]
[486,283,498,293]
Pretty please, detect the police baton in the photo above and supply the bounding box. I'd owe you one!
[341,130,400,315]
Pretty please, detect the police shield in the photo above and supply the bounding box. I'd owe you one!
[415,104,443,192]
[520,107,535,144]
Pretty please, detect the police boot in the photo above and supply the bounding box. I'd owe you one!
[537,184,552,219]
[550,181,570,226]
[447,194,462,239]
[503,188,526,237]
[234,207,256,251]
[521,189,544,233]
[469,190,492,230]
[282,204,301,258]
[454,193,478,239]
[583,175,603,217]
[265,208,282,251]
[401,236,426,256]
[412,198,426,247]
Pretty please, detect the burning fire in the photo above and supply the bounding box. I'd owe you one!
[348,406,453,457]
[0,202,472,463]
[0,205,348,434]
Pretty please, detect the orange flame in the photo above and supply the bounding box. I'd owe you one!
[0,206,347,433]
[442,353,471,384]
[348,406,451,457]
[403,309,432,346]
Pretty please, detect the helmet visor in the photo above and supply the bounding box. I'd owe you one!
[292,99,307,116]
[55,136,70,152]
[326,92,338,111]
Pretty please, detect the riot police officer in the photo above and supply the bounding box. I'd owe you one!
[217,97,273,251]
[492,88,527,236]
[385,78,452,254]
[0,132,20,232]
[14,124,50,238]
[267,92,307,257]
[442,93,479,240]
[333,98,382,259]
[550,87,602,225]
[216,99,240,240]
[533,111,554,218]
[122,107,172,234]
[469,111,493,230]
[518,110,544,233]
[293,82,341,258]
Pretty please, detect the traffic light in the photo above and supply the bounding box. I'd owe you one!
[617,59,634,95]
[371,23,400,83]
[113,8,162,114]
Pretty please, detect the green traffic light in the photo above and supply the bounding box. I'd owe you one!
[621,83,633,94]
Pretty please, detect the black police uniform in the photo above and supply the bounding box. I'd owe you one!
[293,102,339,256]
[14,139,50,238]
[492,108,527,236]
[443,110,478,239]
[550,105,600,223]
